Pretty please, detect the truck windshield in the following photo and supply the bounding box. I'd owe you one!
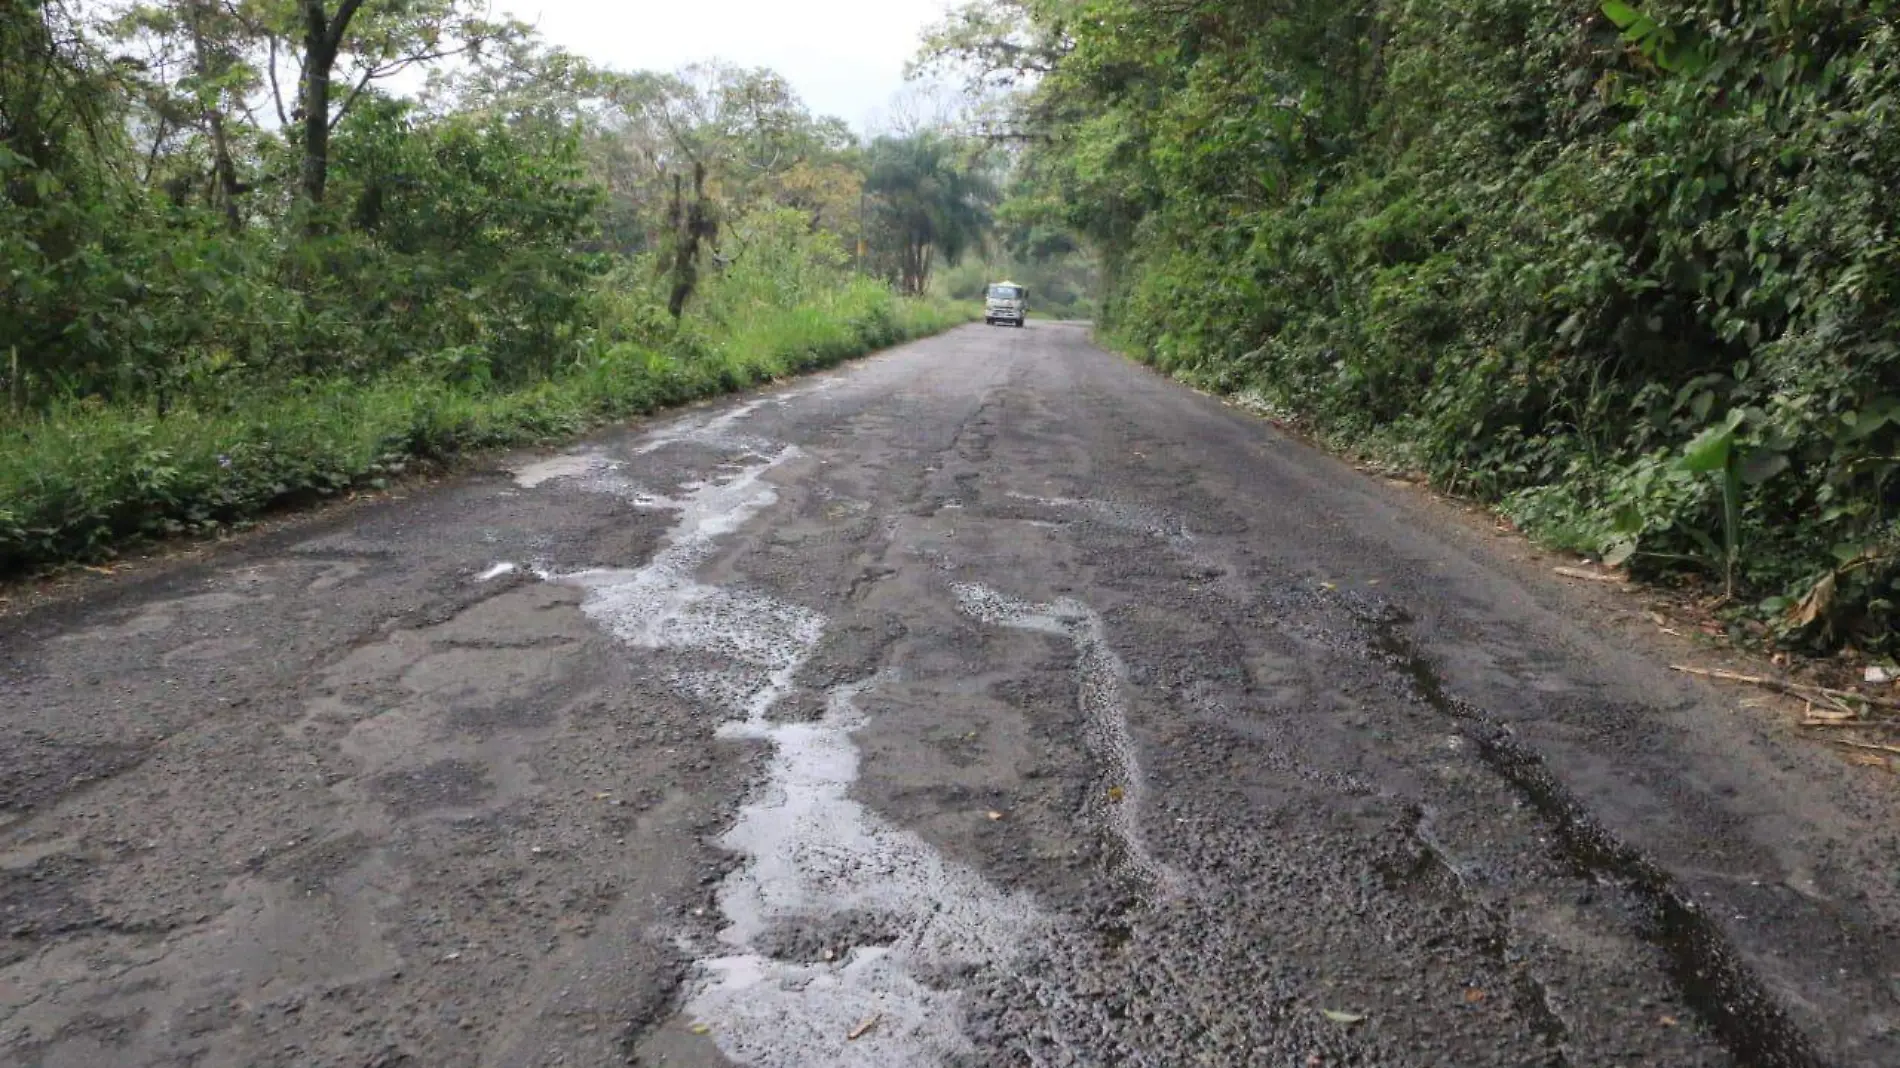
[987,285,1022,300]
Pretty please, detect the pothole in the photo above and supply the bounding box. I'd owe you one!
[371,758,494,817]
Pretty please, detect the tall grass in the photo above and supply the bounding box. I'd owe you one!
[0,281,968,576]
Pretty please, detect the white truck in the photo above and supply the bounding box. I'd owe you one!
[984,282,1027,327]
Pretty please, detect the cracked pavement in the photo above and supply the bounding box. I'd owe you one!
[3,322,1897,1067]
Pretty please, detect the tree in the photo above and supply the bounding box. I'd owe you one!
[0,0,915,413]
[271,0,515,213]
[186,0,247,229]
[296,0,364,206]
[863,131,994,294]
[665,161,717,318]
[912,0,1070,94]
[2,0,133,406]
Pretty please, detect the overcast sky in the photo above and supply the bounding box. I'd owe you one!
[507,0,956,130]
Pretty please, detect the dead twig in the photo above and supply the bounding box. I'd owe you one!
[1828,738,1900,757]
[847,1013,882,1041]
[1670,664,1900,715]
[1800,698,1860,727]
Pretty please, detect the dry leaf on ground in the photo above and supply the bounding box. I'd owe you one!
[1321,1009,1366,1025]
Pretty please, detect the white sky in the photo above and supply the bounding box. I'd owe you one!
[505,0,956,130]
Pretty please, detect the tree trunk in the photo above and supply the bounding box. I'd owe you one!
[209,112,241,230]
[299,0,365,218]
[300,15,335,209]
[665,164,717,318]
[900,237,933,296]
[187,0,242,231]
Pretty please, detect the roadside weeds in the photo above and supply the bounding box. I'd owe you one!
[0,305,975,617]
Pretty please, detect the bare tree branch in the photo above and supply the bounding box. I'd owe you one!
[329,42,483,128]
[140,116,173,185]
[266,35,290,127]
[330,65,377,129]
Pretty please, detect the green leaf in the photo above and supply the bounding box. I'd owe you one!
[1603,536,1639,567]
[1678,410,1745,472]
[1602,1,1643,29]
[1832,542,1871,564]
[1737,449,1789,486]
[1689,390,1714,422]
[1844,398,1897,441]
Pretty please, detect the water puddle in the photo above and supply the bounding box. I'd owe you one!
[686,677,1050,1068]
[1005,492,1195,550]
[633,381,832,457]
[953,583,1185,898]
[511,451,611,488]
[515,426,1052,1065]
[548,448,821,723]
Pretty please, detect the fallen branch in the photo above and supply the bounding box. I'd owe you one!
[1670,664,1857,715]
[1553,566,1622,583]
[1670,664,1900,714]
[1828,738,1900,757]
[1800,701,1858,726]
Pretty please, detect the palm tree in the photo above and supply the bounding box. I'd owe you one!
[863,132,993,295]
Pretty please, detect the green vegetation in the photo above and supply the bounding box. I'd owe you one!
[934,166,1101,319]
[935,240,1099,321]
[0,279,962,576]
[925,0,1900,651]
[2,1,983,575]
[863,130,995,295]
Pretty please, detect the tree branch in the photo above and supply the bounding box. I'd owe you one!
[141,116,173,186]
[265,35,291,127]
[327,0,370,52]
[329,42,483,129]
[331,65,377,129]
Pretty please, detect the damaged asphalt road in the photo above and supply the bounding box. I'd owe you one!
[3,322,1897,1067]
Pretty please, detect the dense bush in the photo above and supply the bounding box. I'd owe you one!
[940,0,1900,650]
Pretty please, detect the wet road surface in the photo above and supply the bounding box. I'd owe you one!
[3,322,1897,1067]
